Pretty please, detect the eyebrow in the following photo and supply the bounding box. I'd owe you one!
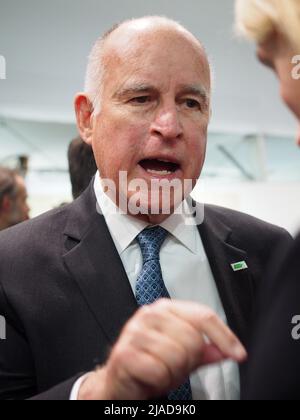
[113,84,155,99]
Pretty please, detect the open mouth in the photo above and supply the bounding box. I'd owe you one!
[138,158,181,176]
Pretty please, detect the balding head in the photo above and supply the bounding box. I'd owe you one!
[85,16,211,113]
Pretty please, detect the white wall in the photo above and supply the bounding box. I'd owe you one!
[0,0,297,135]
[192,180,300,236]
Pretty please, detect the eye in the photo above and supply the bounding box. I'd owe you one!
[184,99,201,109]
[129,96,151,104]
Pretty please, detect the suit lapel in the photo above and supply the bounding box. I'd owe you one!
[198,204,255,345]
[62,188,254,348]
[62,185,138,345]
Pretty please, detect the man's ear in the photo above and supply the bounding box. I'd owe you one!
[74,93,94,145]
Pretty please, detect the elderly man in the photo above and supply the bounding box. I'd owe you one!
[0,167,30,231]
[0,17,291,400]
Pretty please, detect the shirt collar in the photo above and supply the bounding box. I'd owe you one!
[94,172,198,255]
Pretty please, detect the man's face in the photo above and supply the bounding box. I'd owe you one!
[9,176,30,226]
[90,25,211,215]
[257,32,300,146]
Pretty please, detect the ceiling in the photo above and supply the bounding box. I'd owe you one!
[0,0,297,136]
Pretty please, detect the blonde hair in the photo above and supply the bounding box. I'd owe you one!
[235,0,300,50]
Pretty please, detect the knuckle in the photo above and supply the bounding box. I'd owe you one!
[227,332,239,346]
[149,363,172,390]
[138,299,171,323]
[111,345,133,367]
[176,350,190,372]
[124,320,140,338]
[153,298,171,311]
[168,344,189,374]
[175,356,189,375]
[137,305,154,323]
[201,309,218,324]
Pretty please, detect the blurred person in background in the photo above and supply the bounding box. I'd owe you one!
[68,136,97,199]
[0,167,30,231]
[236,0,300,399]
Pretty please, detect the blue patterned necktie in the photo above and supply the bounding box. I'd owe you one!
[136,226,193,401]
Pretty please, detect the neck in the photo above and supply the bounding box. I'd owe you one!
[101,181,179,225]
[129,212,173,226]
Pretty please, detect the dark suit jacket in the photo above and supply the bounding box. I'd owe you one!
[242,233,300,400]
[0,182,292,400]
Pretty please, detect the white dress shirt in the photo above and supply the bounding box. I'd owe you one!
[71,174,240,400]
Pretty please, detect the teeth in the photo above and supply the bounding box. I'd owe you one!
[146,169,173,175]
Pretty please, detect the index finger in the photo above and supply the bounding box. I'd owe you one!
[165,300,247,362]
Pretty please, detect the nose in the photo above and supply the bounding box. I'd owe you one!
[150,104,183,140]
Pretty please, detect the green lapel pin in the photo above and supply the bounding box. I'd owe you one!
[231,261,248,272]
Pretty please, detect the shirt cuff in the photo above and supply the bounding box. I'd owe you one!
[70,373,91,400]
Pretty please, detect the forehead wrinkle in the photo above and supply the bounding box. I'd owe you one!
[115,83,157,97]
[108,66,211,100]
[101,27,211,100]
